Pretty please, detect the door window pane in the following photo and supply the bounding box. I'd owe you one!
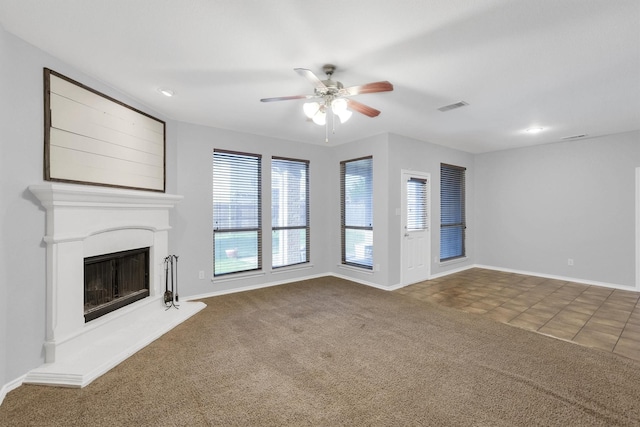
[407,178,428,231]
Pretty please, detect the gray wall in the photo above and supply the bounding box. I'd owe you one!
[0,22,9,391]
[2,20,639,398]
[1,25,50,391]
[387,134,476,282]
[329,134,392,287]
[173,122,334,297]
[0,25,172,390]
[172,128,479,293]
[476,131,640,288]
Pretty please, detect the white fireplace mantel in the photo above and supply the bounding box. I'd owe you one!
[25,182,206,387]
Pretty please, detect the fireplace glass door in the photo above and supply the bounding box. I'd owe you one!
[84,247,150,322]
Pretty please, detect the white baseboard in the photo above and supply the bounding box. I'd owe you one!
[5,264,632,405]
[188,263,636,300]
[187,271,402,302]
[429,263,476,280]
[0,374,26,407]
[474,264,637,292]
[330,272,399,290]
[185,272,330,301]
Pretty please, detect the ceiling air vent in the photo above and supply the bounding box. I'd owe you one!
[438,101,469,112]
[560,134,588,140]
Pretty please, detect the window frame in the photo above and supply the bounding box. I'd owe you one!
[440,163,466,262]
[271,156,310,269]
[212,149,262,277]
[340,156,374,270]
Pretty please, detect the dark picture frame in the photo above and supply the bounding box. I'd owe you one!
[44,68,166,192]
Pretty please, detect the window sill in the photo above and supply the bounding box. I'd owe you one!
[439,256,468,267]
[212,270,266,283]
[337,264,374,275]
[271,263,314,275]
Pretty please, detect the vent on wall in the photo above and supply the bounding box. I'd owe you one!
[438,101,469,112]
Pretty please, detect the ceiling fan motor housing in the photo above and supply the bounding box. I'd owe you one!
[322,64,336,76]
[316,80,343,97]
[316,64,343,97]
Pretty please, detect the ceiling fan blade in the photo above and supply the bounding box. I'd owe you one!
[260,94,318,102]
[341,81,394,96]
[347,99,381,117]
[294,68,327,91]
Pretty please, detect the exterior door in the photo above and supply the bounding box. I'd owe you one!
[401,170,431,286]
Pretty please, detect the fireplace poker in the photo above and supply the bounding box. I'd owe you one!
[164,256,168,295]
[164,254,179,310]
[164,255,174,306]
[173,255,180,305]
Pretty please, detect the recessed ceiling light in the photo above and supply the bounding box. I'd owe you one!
[525,127,544,134]
[158,88,174,97]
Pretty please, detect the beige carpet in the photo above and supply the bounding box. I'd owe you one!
[2,276,639,426]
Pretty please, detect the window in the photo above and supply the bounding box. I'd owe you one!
[213,150,262,276]
[272,157,309,268]
[341,156,373,269]
[440,163,466,261]
[406,177,428,231]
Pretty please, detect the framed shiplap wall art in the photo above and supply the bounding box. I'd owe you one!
[44,68,166,192]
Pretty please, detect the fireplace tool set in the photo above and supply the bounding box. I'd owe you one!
[164,255,179,309]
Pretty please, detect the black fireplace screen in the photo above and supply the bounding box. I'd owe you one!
[84,247,150,322]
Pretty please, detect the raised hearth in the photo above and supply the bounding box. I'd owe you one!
[26,183,206,387]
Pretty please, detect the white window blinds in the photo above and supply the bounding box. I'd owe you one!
[213,150,262,276]
[407,178,428,231]
[440,163,466,261]
[341,156,373,269]
[271,157,309,268]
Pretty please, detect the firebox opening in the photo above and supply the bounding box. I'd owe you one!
[84,247,150,323]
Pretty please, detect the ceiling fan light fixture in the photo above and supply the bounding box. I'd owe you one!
[312,109,326,125]
[331,98,348,114]
[337,110,352,123]
[303,102,320,118]
[263,65,394,138]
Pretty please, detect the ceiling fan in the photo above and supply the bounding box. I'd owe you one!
[260,64,393,139]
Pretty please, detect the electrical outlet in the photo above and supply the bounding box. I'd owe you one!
[567,259,574,266]
[198,270,205,279]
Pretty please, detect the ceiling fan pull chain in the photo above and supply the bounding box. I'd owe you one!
[325,118,329,143]
[332,106,336,134]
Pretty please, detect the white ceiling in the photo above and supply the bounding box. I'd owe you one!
[1,0,639,153]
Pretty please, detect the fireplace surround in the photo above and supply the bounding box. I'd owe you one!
[26,183,206,387]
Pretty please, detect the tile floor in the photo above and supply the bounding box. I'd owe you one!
[396,268,640,362]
